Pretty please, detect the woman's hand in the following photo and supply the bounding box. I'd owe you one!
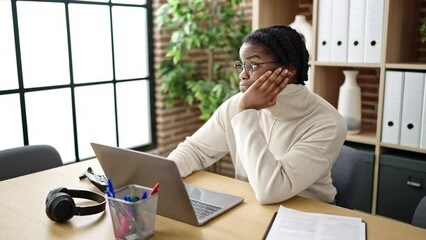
[238,67,290,112]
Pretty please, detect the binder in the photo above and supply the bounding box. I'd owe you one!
[364,0,385,63]
[316,0,333,62]
[400,72,425,148]
[382,71,404,145]
[420,76,426,148]
[347,0,367,63]
[331,0,350,62]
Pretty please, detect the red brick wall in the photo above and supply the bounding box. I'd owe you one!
[152,0,204,156]
[359,69,380,128]
[419,0,426,62]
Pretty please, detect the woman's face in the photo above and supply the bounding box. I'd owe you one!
[238,43,279,93]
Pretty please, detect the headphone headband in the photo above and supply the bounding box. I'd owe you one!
[67,189,106,216]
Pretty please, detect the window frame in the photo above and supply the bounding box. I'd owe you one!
[1,0,156,162]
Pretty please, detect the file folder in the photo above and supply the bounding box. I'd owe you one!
[347,0,367,63]
[364,0,385,63]
[331,0,350,62]
[316,0,333,62]
[400,72,425,148]
[420,77,426,149]
[382,71,404,145]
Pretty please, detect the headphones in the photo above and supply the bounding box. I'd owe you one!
[45,187,106,223]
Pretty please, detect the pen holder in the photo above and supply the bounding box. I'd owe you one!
[107,184,158,240]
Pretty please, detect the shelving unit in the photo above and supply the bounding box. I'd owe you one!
[252,0,426,218]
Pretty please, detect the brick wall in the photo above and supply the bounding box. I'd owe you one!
[359,69,380,128]
[419,0,426,61]
[152,0,204,156]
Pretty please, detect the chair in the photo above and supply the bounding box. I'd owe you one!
[412,195,426,228]
[0,145,63,181]
[331,145,364,209]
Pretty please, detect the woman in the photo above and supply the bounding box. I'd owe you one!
[167,25,347,204]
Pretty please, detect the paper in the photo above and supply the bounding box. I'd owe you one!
[265,206,366,240]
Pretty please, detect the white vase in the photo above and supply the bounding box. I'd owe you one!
[289,15,313,53]
[289,15,313,91]
[338,70,361,134]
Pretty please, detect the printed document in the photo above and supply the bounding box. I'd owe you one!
[265,205,366,240]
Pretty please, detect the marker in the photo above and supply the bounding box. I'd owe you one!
[107,177,116,198]
[117,215,130,238]
[141,191,148,200]
[106,190,112,198]
[123,195,140,202]
[149,182,160,196]
[129,195,139,202]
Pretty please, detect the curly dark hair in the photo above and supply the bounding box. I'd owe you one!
[242,25,309,85]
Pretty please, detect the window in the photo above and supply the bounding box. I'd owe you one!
[0,0,156,164]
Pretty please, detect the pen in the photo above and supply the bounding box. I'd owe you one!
[141,191,148,200]
[117,210,131,238]
[106,190,112,198]
[149,182,160,196]
[107,197,135,238]
[130,195,139,202]
[107,177,116,198]
[123,195,140,202]
[116,196,139,238]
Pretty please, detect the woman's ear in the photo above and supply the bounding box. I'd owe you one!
[286,65,297,76]
[285,65,297,84]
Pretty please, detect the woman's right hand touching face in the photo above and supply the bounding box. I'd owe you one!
[238,67,289,112]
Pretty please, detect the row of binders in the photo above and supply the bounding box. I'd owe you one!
[317,0,385,63]
[382,71,426,149]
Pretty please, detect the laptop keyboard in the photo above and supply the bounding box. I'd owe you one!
[191,199,223,220]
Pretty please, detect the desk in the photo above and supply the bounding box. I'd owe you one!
[0,159,424,239]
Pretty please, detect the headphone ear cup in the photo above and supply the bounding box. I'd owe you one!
[46,192,76,223]
[45,187,67,206]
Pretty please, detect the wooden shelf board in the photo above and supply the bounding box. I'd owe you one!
[380,143,426,154]
[314,62,381,68]
[345,128,377,145]
[386,63,426,70]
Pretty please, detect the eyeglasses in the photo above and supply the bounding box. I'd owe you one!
[233,61,278,75]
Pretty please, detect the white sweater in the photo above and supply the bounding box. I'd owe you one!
[167,84,347,204]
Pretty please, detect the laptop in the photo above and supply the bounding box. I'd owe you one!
[91,143,244,226]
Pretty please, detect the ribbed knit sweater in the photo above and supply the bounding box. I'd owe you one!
[167,84,347,204]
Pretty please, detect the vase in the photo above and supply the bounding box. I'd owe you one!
[289,15,313,91]
[289,15,313,53]
[338,70,361,134]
